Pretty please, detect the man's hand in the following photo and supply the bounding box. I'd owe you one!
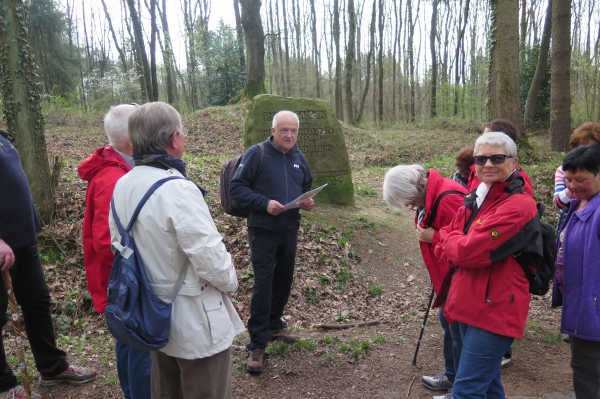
[0,238,15,271]
[299,198,314,212]
[415,225,435,244]
[267,200,287,216]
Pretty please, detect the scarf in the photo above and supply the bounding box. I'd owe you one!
[133,150,207,197]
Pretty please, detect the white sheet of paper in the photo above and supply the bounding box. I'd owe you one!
[284,183,328,209]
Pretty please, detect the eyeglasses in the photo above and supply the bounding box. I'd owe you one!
[278,129,298,136]
[473,154,513,165]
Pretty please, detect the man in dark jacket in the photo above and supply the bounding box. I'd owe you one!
[0,131,96,399]
[230,110,314,374]
[78,104,150,399]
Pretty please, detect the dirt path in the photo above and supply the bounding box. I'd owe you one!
[231,193,575,399]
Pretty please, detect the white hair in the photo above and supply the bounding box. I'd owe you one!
[104,104,139,151]
[383,164,426,210]
[272,110,300,128]
[474,132,517,157]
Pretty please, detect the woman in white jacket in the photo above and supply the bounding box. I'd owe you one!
[109,102,244,399]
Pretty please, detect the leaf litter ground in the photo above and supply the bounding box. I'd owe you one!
[3,107,572,398]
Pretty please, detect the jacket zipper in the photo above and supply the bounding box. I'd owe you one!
[283,154,288,202]
[574,289,583,335]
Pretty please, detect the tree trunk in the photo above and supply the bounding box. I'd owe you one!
[356,0,377,126]
[149,0,159,101]
[430,0,438,118]
[230,0,266,103]
[524,0,551,129]
[377,0,384,122]
[345,0,356,124]
[550,0,571,151]
[126,0,152,102]
[234,0,246,69]
[333,0,343,119]
[520,0,527,62]
[309,0,321,98]
[407,0,416,122]
[488,0,524,136]
[454,0,470,116]
[0,0,54,224]
[158,0,176,103]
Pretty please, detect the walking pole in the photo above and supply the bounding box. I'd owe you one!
[2,270,32,399]
[412,287,435,366]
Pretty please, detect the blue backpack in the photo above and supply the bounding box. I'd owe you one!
[106,177,189,351]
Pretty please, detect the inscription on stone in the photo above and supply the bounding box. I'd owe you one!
[245,95,354,206]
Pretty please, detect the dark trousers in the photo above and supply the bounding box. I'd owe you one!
[0,244,68,391]
[150,347,231,399]
[247,227,298,350]
[570,336,600,398]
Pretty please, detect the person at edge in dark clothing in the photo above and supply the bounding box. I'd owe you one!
[230,110,315,374]
[0,130,96,399]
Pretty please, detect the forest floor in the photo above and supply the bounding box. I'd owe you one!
[1,106,574,398]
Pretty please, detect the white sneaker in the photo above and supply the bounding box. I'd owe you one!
[501,356,511,367]
[0,385,43,399]
[433,390,453,399]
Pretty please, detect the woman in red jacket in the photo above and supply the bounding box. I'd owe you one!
[383,165,466,398]
[434,132,540,399]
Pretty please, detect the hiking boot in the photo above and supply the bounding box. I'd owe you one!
[246,348,265,373]
[421,372,453,391]
[433,389,453,399]
[268,328,298,344]
[39,364,97,386]
[0,385,43,399]
[501,356,512,367]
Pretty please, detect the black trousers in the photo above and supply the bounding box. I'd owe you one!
[246,227,298,350]
[0,244,68,391]
[571,336,600,398]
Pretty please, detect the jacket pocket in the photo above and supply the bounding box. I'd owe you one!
[202,293,232,344]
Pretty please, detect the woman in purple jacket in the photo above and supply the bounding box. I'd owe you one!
[557,143,600,398]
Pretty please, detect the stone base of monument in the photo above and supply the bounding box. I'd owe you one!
[244,95,354,207]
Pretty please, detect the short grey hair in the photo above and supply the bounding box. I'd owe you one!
[128,102,182,154]
[474,132,517,157]
[104,104,139,151]
[383,164,426,210]
[272,110,300,129]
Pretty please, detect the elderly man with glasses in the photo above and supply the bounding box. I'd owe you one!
[230,110,315,374]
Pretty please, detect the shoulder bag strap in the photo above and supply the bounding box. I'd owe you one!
[426,189,464,228]
[249,142,265,187]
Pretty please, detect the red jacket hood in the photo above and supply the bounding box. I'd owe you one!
[78,146,132,182]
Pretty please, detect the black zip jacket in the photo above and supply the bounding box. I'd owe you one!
[230,136,313,233]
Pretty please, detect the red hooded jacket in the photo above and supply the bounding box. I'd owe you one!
[78,146,132,313]
[416,170,466,294]
[435,173,538,339]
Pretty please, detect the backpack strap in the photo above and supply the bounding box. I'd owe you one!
[172,259,189,302]
[249,142,265,187]
[426,189,464,228]
[125,176,185,232]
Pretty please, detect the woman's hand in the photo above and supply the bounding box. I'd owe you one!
[415,226,435,243]
[0,239,15,270]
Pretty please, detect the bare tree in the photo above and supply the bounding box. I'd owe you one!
[524,0,551,129]
[230,0,267,102]
[101,0,128,72]
[126,0,152,101]
[550,0,571,150]
[333,0,344,119]
[488,0,524,135]
[355,0,377,125]
[345,0,356,123]
[377,0,384,122]
[309,0,321,98]
[430,0,438,118]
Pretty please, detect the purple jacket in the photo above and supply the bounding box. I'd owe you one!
[560,194,600,341]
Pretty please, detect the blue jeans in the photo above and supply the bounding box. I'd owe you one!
[115,341,151,399]
[440,309,463,383]
[453,323,513,399]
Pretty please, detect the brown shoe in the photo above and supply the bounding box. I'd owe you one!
[268,328,298,344]
[246,348,265,373]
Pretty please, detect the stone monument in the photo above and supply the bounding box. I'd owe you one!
[244,95,354,206]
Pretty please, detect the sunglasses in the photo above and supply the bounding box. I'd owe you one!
[473,154,513,165]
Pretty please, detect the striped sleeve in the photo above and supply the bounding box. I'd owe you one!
[553,166,571,209]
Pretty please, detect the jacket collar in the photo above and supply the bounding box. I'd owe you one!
[268,135,299,154]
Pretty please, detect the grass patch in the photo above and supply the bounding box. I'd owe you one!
[293,339,317,352]
[369,284,384,296]
[355,183,379,197]
[542,333,561,344]
[266,341,292,356]
[373,335,387,344]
